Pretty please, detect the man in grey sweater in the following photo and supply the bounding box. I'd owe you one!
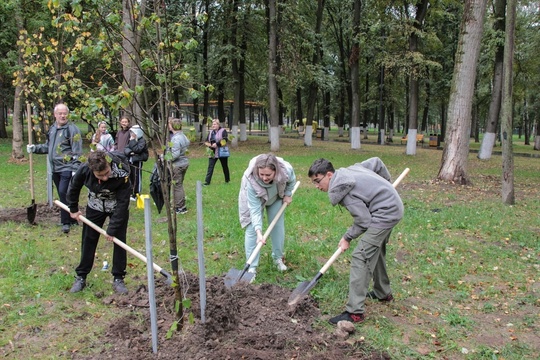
[308,157,404,325]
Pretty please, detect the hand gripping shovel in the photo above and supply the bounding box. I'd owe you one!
[54,200,173,285]
[224,181,301,288]
[288,168,410,306]
[26,104,37,224]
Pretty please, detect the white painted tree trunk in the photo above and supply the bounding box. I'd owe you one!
[534,135,540,150]
[350,127,361,149]
[304,126,313,147]
[239,123,247,142]
[478,132,496,159]
[270,126,280,152]
[406,129,418,155]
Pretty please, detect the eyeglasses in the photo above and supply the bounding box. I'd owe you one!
[312,174,326,185]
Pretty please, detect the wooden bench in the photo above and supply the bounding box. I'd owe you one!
[401,134,424,146]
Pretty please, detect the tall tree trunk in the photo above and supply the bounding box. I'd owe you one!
[378,65,385,144]
[438,0,488,184]
[121,0,145,122]
[501,0,516,205]
[406,0,428,155]
[268,0,280,151]
[304,0,325,147]
[202,0,210,140]
[478,0,506,159]
[11,2,25,160]
[349,0,362,149]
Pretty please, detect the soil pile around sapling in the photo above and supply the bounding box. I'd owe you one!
[77,273,388,360]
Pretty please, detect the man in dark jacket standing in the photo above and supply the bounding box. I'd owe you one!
[308,157,404,325]
[27,103,83,234]
[66,150,131,294]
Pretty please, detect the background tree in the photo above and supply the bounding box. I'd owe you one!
[438,0,488,184]
[478,0,506,160]
[501,0,516,205]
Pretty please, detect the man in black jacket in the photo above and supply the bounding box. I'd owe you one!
[66,150,131,294]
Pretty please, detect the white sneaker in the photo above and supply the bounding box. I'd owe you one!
[275,258,287,271]
[247,267,256,283]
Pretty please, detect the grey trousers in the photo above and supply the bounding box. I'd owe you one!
[346,227,393,314]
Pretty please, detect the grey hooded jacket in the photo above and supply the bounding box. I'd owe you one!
[328,157,403,241]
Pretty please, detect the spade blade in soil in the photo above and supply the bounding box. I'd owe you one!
[288,274,321,306]
[27,200,37,225]
[224,267,254,288]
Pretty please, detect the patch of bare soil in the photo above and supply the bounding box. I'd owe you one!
[75,274,389,360]
[0,203,59,224]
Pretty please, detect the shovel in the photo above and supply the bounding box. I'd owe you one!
[54,200,173,285]
[26,103,37,224]
[224,181,300,288]
[288,168,410,306]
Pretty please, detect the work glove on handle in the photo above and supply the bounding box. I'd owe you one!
[27,144,35,153]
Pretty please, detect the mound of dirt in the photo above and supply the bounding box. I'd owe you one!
[76,274,389,360]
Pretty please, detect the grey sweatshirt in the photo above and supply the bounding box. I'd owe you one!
[328,157,404,241]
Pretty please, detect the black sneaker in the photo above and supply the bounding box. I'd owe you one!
[176,207,188,215]
[367,291,394,302]
[329,311,365,325]
[70,276,86,293]
[112,279,128,294]
[62,224,71,234]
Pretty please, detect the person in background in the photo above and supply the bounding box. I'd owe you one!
[168,117,190,214]
[27,103,83,234]
[203,119,230,186]
[66,150,131,294]
[124,124,149,201]
[114,117,131,152]
[307,157,403,325]
[91,121,114,152]
[238,153,297,278]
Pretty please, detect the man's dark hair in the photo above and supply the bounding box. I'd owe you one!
[87,150,110,172]
[308,158,335,177]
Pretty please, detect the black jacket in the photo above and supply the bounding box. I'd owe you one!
[124,137,149,162]
[67,153,131,236]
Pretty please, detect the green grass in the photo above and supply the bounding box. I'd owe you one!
[1,130,539,359]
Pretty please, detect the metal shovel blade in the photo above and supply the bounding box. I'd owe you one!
[288,274,322,306]
[224,267,255,288]
[27,200,37,225]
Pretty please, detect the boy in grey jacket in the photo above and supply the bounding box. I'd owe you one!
[308,157,403,325]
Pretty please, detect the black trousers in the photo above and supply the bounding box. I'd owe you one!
[75,206,129,279]
[204,157,230,184]
[53,171,77,225]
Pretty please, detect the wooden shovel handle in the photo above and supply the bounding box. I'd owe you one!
[54,200,167,275]
[27,103,35,200]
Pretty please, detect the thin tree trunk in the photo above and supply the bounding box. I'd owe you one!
[12,3,25,160]
[406,0,428,155]
[501,0,516,205]
[478,0,506,159]
[268,0,280,151]
[349,0,362,149]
